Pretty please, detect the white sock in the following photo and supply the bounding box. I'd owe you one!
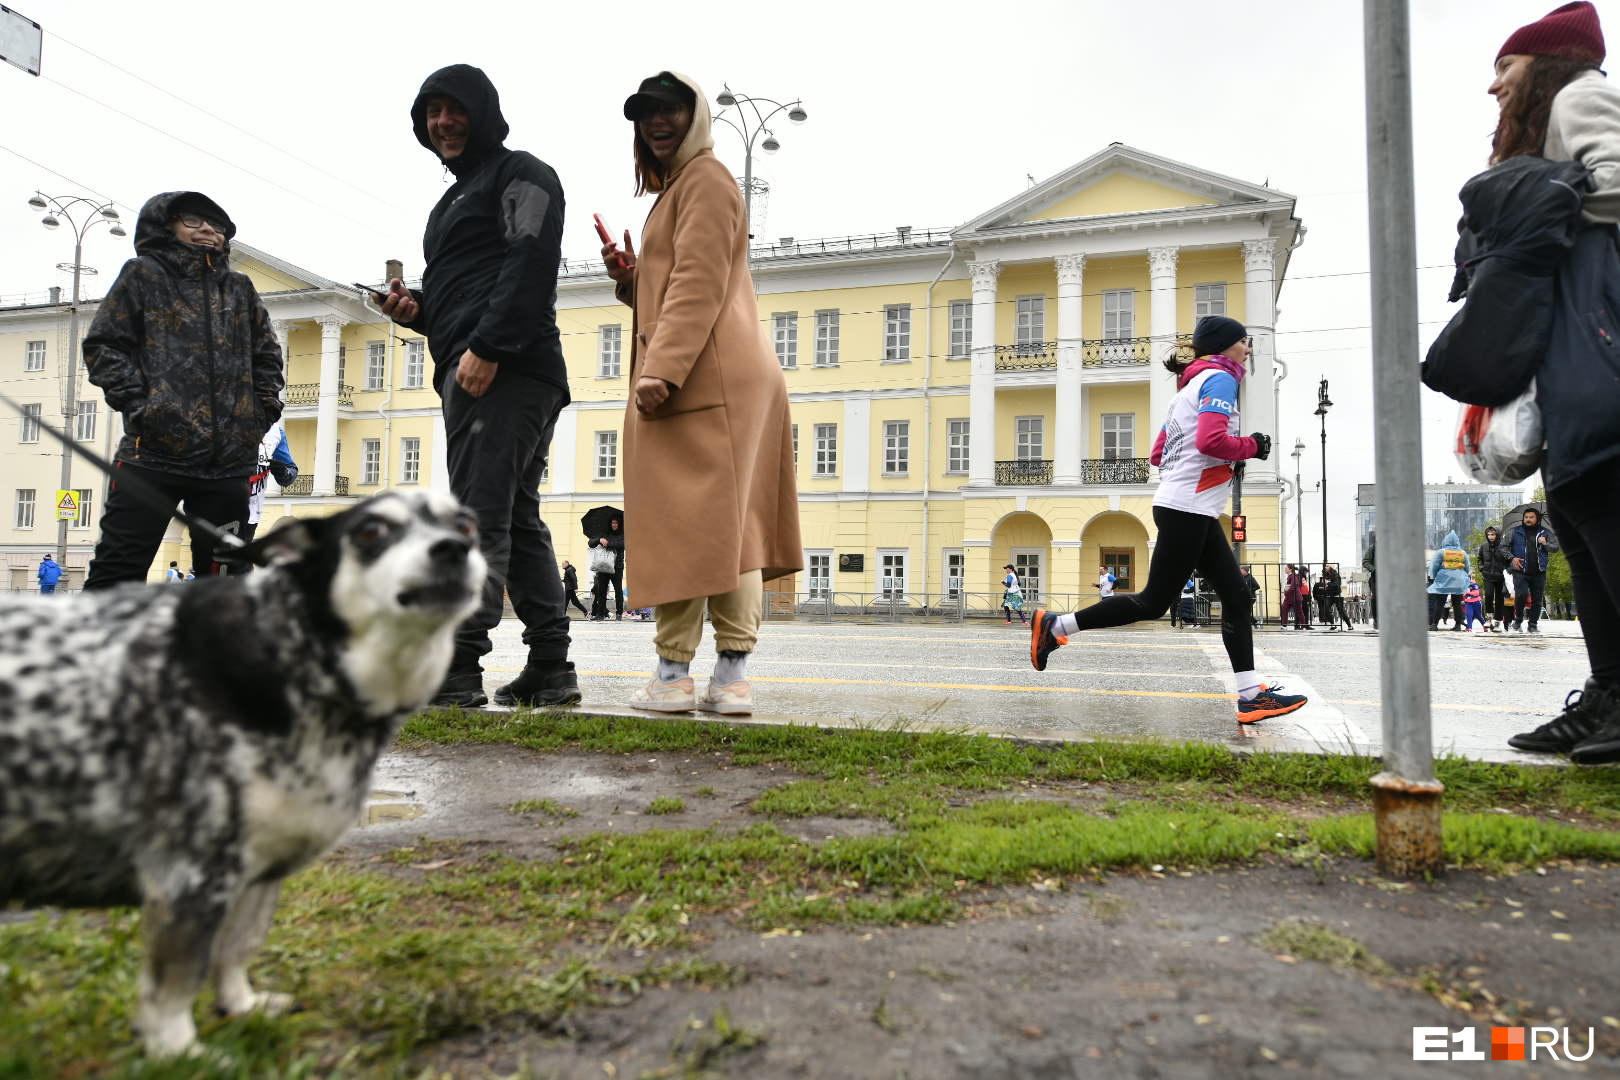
[1053,613,1080,638]
[712,650,748,685]
[656,657,690,682]
[1235,670,1262,700]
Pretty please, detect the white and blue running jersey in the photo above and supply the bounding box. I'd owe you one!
[1153,368,1241,519]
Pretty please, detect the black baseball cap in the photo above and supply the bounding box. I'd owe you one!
[1003,564,1015,570]
[624,73,696,120]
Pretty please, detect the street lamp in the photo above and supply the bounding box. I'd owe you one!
[710,84,808,239]
[1314,378,1333,569]
[1291,437,1306,567]
[26,192,125,568]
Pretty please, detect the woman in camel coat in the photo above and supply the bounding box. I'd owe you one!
[602,71,801,716]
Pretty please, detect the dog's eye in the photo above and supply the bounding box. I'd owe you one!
[452,513,478,539]
[353,519,393,545]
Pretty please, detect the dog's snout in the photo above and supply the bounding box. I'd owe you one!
[429,537,471,566]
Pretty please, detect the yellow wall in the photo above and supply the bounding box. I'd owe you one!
[1174,250,1248,327]
[1029,173,1217,222]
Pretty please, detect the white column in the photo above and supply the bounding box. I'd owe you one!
[1242,237,1279,483]
[314,315,345,496]
[271,320,292,405]
[842,397,871,494]
[966,259,1001,486]
[549,406,579,493]
[1054,254,1085,485]
[431,411,451,492]
[1147,246,1180,449]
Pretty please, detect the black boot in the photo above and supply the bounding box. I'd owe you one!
[493,659,582,708]
[1570,683,1620,764]
[430,667,487,709]
[1509,679,1608,754]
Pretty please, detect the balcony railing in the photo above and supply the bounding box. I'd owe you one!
[993,341,1057,371]
[1082,457,1151,484]
[991,335,1194,371]
[284,383,355,407]
[280,474,350,496]
[995,459,1052,485]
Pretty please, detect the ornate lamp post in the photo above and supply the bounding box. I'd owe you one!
[711,85,808,239]
[1315,378,1333,569]
[26,192,125,567]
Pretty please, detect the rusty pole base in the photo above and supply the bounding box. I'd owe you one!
[1369,771,1445,878]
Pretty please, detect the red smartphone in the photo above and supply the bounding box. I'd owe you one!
[592,214,613,246]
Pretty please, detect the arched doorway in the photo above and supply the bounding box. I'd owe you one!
[1080,511,1151,605]
[991,512,1053,605]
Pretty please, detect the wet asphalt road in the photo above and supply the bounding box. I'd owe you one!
[482,615,1592,762]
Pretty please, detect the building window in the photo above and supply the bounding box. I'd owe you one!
[598,324,622,377]
[1015,295,1046,345]
[945,549,964,600]
[1102,289,1135,339]
[1015,416,1044,460]
[73,488,92,530]
[1101,413,1135,460]
[361,438,381,485]
[364,341,386,391]
[74,401,96,442]
[404,340,426,389]
[813,423,837,477]
[1194,282,1227,318]
[24,340,45,371]
[883,420,909,476]
[814,310,839,366]
[1101,547,1134,593]
[946,418,970,474]
[948,300,972,358]
[807,551,831,599]
[15,488,35,529]
[595,431,618,480]
[791,423,799,469]
[400,437,421,483]
[1013,551,1042,604]
[884,304,911,361]
[879,551,907,599]
[337,344,347,388]
[20,403,40,443]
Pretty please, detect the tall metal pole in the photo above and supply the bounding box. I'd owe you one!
[56,242,83,566]
[1364,0,1442,876]
[743,147,754,238]
[1318,389,1329,569]
[1293,443,1305,566]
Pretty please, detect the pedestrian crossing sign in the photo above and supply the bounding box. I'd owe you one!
[55,489,78,520]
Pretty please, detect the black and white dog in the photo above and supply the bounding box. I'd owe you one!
[0,490,484,1057]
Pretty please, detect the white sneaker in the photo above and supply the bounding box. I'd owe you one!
[697,679,753,716]
[630,676,696,713]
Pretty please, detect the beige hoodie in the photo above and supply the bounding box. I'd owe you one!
[1546,68,1620,224]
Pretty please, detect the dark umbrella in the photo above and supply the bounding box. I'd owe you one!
[581,505,624,539]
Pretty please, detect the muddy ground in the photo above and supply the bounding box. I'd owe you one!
[327,743,1620,1079]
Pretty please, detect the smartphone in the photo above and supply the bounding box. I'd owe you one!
[592,214,613,246]
[356,281,391,304]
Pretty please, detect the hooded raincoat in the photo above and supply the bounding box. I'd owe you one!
[83,191,284,479]
[1428,531,1474,595]
[613,72,802,609]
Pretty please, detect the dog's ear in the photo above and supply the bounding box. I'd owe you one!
[244,515,328,568]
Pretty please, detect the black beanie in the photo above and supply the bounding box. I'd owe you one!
[1191,315,1247,356]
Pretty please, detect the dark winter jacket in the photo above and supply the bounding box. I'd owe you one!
[1423,156,1589,406]
[83,191,284,479]
[1362,539,1376,575]
[405,65,569,396]
[1477,531,1511,579]
[1539,221,1620,489]
[1507,519,1557,574]
[563,563,578,592]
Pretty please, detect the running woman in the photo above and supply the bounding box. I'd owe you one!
[1028,315,1308,724]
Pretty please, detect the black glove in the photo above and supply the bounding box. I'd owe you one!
[1249,432,1272,460]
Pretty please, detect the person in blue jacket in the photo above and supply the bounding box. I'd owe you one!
[1427,531,1473,631]
[36,553,62,594]
[1504,507,1556,633]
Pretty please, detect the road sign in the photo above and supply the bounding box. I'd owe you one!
[55,489,77,520]
[0,6,42,76]
[1231,514,1247,543]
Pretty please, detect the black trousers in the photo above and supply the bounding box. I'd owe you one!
[83,463,249,590]
[1548,457,1620,683]
[1428,592,1464,627]
[442,367,571,670]
[1482,575,1509,622]
[1510,570,1547,628]
[591,569,624,617]
[1368,572,1378,625]
[566,589,588,615]
[1329,595,1353,628]
[1070,505,1253,672]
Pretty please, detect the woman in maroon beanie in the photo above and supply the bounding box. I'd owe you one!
[1487,3,1620,763]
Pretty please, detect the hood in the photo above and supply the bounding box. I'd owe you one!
[1442,530,1462,549]
[1176,354,1246,391]
[634,70,715,191]
[133,190,235,259]
[412,64,509,176]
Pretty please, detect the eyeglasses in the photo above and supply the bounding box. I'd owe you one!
[175,214,225,232]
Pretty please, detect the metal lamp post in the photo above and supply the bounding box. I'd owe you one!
[712,85,808,239]
[1291,437,1306,567]
[27,192,125,568]
[1315,378,1332,568]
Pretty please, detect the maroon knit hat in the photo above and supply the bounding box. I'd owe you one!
[1498,2,1606,63]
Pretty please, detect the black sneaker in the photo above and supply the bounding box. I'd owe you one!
[430,669,487,709]
[1237,684,1308,724]
[1571,715,1620,765]
[1029,608,1067,672]
[493,661,582,708]
[1508,682,1605,753]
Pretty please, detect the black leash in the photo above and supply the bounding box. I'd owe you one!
[0,391,261,568]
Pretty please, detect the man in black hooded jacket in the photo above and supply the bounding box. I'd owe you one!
[82,191,283,588]
[378,64,577,709]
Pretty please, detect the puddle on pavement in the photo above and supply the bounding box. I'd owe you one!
[359,790,426,827]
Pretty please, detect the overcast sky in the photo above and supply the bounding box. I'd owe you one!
[0,0,1586,560]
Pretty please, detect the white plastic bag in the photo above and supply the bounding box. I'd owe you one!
[588,545,616,574]
[1455,382,1543,484]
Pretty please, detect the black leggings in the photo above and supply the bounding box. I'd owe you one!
[1547,457,1620,685]
[1070,505,1253,672]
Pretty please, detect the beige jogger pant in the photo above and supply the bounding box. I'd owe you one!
[652,570,763,663]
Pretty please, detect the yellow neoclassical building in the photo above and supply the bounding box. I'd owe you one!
[0,144,1299,609]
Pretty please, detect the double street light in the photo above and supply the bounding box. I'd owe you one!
[711,84,808,239]
[26,192,126,566]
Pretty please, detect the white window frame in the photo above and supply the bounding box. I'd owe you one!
[791,423,799,470]
[1015,415,1045,461]
[364,340,386,391]
[883,420,909,477]
[337,344,347,389]
[806,549,833,599]
[943,548,964,600]
[814,310,840,366]
[595,430,618,481]
[877,549,908,599]
[20,403,41,444]
[1102,289,1135,340]
[24,340,45,372]
[883,304,911,362]
[15,488,35,529]
[946,418,970,475]
[1101,413,1135,460]
[1015,295,1046,345]
[400,437,421,483]
[598,324,622,377]
[404,340,426,389]
[72,488,92,530]
[813,422,837,477]
[773,312,798,369]
[948,300,972,358]
[361,438,381,485]
[1194,282,1227,318]
[74,401,96,442]
[1012,548,1044,604]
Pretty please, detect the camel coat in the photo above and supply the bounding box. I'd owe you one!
[616,146,801,608]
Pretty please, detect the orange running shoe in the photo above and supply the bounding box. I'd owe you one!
[1236,684,1308,724]
[1029,608,1067,671]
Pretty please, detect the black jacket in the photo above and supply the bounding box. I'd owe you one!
[406,65,568,396]
[563,563,578,592]
[84,191,284,478]
[1477,534,1511,579]
[1424,156,1589,406]
[1539,222,1620,488]
[590,529,625,573]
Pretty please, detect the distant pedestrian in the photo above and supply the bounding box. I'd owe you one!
[1362,533,1378,628]
[1477,525,1511,631]
[1171,576,1198,628]
[36,554,61,595]
[1324,563,1355,630]
[164,561,183,583]
[589,517,626,620]
[1241,565,1261,628]
[1428,530,1473,631]
[1505,507,1555,633]
[1462,579,1486,631]
[1096,565,1117,599]
[1000,564,1027,625]
[1313,573,1335,631]
[1281,565,1306,630]
[561,560,588,616]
